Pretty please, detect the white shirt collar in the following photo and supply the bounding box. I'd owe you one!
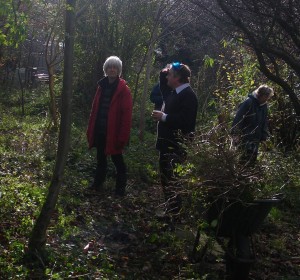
[175,83,190,94]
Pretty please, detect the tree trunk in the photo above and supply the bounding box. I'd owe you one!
[132,51,147,106]
[138,43,155,142]
[216,0,300,117]
[255,48,300,117]
[48,64,58,127]
[27,0,76,258]
[138,6,161,142]
[17,68,25,116]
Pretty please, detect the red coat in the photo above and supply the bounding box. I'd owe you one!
[86,78,133,155]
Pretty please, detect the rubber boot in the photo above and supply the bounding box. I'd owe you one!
[89,168,106,192]
[115,173,127,196]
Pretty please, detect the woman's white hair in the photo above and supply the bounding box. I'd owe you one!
[103,56,122,77]
[254,84,274,97]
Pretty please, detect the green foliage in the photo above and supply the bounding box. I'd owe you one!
[184,124,263,201]
[0,90,299,279]
[177,121,300,235]
[0,0,30,48]
[0,0,299,278]
[192,124,297,194]
[268,92,300,150]
[126,128,159,184]
[212,41,299,150]
[203,55,215,68]
[214,42,262,122]
[268,207,283,222]
[259,150,300,207]
[0,89,123,278]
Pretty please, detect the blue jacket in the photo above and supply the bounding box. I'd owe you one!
[232,94,269,143]
[150,83,163,110]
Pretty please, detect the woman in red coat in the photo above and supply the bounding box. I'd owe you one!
[87,56,132,196]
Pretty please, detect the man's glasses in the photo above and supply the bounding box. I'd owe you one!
[172,62,183,71]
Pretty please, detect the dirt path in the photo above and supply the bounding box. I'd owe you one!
[65,181,300,280]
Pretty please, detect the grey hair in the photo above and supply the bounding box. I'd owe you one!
[254,84,274,97]
[103,56,122,77]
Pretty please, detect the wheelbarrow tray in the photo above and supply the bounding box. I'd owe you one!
[206,198,281,237]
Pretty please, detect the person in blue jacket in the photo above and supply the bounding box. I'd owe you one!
[150,83,163,110]
[231,85,274,164]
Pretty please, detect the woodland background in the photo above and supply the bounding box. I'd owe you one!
[0,0,299,279]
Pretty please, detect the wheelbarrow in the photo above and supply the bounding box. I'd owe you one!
[192,194,283,280]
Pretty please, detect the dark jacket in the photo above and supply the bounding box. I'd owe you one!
[159,70,173,102]
[156,86,198,153]
[87,77,132,154]
[150,83,163,110]
[231,94,269,143]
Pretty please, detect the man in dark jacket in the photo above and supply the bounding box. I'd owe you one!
[231,85,274,164]
[152,62,198,215]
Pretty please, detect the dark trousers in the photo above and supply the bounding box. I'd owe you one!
[240,141,259,166]
[93,136,127,187]
[159,151,185,214]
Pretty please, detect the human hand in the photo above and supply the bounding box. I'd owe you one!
[151,110,163,121]
[161,64,171,73]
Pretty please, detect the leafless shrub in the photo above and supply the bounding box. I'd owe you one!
[184,124,265,206]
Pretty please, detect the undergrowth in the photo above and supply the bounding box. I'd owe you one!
[0,88,299,279]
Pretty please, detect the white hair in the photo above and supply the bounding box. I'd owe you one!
[103,56,122,77]
[254,84,274,97]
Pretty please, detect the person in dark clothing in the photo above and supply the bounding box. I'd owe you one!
[152,62,198,215]
[150,82,172,110]
[87,56,133,196]
[150,83,163,110]
[231,85,274,164]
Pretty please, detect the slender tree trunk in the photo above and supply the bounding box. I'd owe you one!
[138,40,156,142]
[17,68,25,116]
[27,0,76,258]
[138,5,161,142]
[255,48,300,117]
[47,65,58,127]
[132,51,148,106]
